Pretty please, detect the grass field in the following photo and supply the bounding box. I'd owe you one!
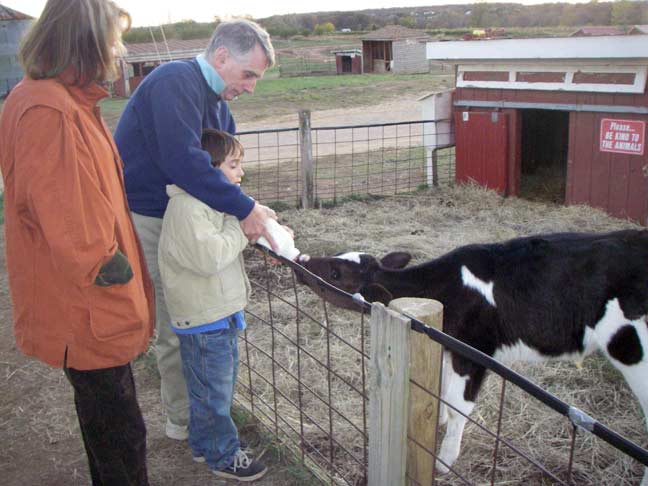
[229,72,452,122]
[97,71,453,130]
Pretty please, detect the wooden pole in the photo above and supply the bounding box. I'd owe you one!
[389,298,444,486]
[368,302,410,486]
[299,110,314,209]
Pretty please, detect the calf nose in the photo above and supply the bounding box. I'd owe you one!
[297,254,311,264]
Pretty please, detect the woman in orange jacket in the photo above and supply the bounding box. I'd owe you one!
[0,1,155,484]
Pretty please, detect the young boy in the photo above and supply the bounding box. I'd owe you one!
[157,129,266,481]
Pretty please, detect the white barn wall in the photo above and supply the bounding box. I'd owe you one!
[393,39,430,75]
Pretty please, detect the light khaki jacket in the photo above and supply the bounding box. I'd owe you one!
[158,185,251,330]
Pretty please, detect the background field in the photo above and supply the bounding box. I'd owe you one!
[94,71,453,131]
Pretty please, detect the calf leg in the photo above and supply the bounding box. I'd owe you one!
[436,367,475,474]
[438,351,452,426]
[592,299,648,486]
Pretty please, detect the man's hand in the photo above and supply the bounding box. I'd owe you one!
[241,203,278,251]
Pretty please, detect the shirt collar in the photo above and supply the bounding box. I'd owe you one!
[57,67,109,108]
[196,54,225,95]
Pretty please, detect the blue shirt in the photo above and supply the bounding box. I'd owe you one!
[173,310,247,335]
[196,54,226,94]
[114,58,255,219]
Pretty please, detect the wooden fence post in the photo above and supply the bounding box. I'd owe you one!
[389,298,444,486]
[299,110,314,209]
[368,302,410,486]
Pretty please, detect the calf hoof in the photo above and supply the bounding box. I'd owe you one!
[435,459,450,475]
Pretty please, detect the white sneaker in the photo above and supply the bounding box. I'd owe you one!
[165,419,188,440]
[193,441,253,463]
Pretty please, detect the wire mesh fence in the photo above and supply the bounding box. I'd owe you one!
[236,246,648,486]
[277,54,337,77]
[237,119,456,211]
[238,252,370,485]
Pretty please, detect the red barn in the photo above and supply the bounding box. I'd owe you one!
[426,35,648,225]
[113,38,208,97]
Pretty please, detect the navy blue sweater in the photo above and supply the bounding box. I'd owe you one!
[114,59,254,219]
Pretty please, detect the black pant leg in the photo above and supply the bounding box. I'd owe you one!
[64,363,149,486]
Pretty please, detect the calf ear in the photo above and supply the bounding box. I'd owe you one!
[362,284,394,305]
[380,252,412,269]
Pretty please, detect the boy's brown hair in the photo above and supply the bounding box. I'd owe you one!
[201,129,244,168]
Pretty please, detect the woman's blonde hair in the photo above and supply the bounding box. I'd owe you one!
[19,0,131,84]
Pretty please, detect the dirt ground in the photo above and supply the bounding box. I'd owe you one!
[4,184,647,485]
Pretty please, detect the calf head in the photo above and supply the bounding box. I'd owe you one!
[296,251,412,310]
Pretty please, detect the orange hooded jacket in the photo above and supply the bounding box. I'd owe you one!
[0,77,154,370]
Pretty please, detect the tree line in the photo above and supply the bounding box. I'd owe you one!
[122,1,648,43]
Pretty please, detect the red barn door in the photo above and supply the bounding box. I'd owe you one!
[454,111,509,194]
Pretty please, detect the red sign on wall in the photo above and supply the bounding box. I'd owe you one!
[600,118,645,156]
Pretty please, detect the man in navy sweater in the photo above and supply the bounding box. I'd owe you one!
[114,19,276,449]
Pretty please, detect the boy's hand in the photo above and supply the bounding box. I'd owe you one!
[241,203,278,250]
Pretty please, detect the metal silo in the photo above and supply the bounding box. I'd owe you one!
[0,5,34,97]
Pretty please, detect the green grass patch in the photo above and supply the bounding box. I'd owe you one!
[99,97,129,115]
[249,73,435,96]
[230,72,453,121]
[94,70,452,126]
[271,35,361,49]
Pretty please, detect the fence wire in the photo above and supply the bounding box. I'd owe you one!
[236,244,648,485]
[237,120,455,210]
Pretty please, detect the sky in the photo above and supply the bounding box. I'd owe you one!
[7,0,590,27]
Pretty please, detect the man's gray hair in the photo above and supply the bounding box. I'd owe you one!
[205,19,275,68]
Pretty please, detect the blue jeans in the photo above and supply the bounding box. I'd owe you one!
[177,321,240,470]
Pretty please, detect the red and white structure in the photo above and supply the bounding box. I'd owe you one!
[426,35,648,225]
[113,38,207,97]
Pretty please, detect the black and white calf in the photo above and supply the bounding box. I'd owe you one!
[296,229,648,484]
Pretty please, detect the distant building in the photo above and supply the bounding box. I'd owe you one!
[361,25,432,74]
[569,26,626,37]
[332,48,362,75]
[0,4,33,97]
[113,37,208,97]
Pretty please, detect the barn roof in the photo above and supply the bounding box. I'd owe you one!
[361,25,431,42]
[332,48,362,55]
[629,25,648,35]
[569,26,626,37]
[0,4,33,20]
[426,35,648,62]
[123,37,209,63]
